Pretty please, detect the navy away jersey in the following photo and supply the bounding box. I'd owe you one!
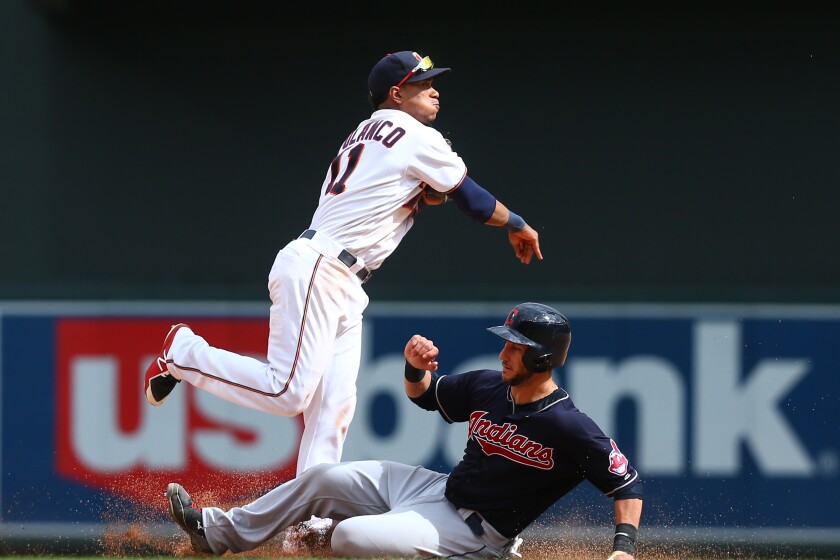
[411,369,642,538]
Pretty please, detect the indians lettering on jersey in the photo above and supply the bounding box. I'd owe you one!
[608,439,629,476]
[468,411,554,470]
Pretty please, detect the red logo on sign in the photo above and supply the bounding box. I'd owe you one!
[55,318,299,507]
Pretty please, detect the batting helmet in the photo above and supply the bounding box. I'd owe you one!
[487,303,572,372]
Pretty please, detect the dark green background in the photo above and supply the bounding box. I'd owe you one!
[2,2,838,303]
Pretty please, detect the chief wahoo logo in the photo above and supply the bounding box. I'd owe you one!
[608,439,629,476]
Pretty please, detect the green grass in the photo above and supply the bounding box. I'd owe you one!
[0,556,830,560]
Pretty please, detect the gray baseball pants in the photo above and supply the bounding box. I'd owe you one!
[202,460,517,558]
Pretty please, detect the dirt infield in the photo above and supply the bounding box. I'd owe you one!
[85,485,832,560]
[95,521,828,560]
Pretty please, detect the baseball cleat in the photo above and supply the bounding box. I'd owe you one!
[165,482,213,554]
[507,536,524,558]
[144,323,189,406]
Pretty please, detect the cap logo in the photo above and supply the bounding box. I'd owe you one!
[505,308,519,326]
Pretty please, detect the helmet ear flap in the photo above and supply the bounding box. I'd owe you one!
[523,348,553,372]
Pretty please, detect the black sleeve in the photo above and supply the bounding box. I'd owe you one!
[612,480,643,500]
[449,175,496,223]
[409,370,486,423]
[409,371,443,411]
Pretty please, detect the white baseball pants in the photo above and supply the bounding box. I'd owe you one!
[167,236,369,474]
[201,460,517,559]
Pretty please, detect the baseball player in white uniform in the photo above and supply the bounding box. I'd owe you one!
[144,50,542,501]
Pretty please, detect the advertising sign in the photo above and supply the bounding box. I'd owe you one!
[1,302,837,541]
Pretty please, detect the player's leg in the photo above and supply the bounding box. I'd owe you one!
[331,497,510,559]
[160,243,344,416]
[297,311,363,474]
[287,315,364,545]
[201,460,426,554]
[262,242,356,413]
[286,351,358,546]
[329,460,513,559]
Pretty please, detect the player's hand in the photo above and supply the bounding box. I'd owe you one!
[404,334,439,372]
[508,225,543,264]
[606,552,634,560]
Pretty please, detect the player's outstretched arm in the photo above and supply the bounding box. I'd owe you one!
[448,176,542,264]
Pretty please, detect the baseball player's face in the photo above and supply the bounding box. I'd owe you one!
[397,79,440,125]
[499,341,534,386]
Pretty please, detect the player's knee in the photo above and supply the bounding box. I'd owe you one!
[267,389,311,416]
[309,462,356,491]
[330,522,355,555]
[295,462,351,487]
[332,517,412,558]
[331,519,373,557]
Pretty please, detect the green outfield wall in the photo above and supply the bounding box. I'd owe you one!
[1,2,838,304]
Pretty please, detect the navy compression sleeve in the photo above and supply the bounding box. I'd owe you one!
[449,175,497,223]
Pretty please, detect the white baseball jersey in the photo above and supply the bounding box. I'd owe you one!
[310,108,467,270]
[161,108,468,479]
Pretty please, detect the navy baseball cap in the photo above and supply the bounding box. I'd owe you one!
[368,51,451,106]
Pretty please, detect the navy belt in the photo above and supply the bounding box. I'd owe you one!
[299,229,372,284]
[465,512,485,537]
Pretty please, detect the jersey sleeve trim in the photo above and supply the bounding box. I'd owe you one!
[449,168,469,194]
[434,376,456,423]
[442,169,469,195]
[604,471,639,496]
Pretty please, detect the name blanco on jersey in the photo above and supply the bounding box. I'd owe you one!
[341,120,405,150]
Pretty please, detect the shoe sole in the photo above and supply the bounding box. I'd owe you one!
[165,482,190,531]
[165,483,213,555]
[144,323,189,406]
